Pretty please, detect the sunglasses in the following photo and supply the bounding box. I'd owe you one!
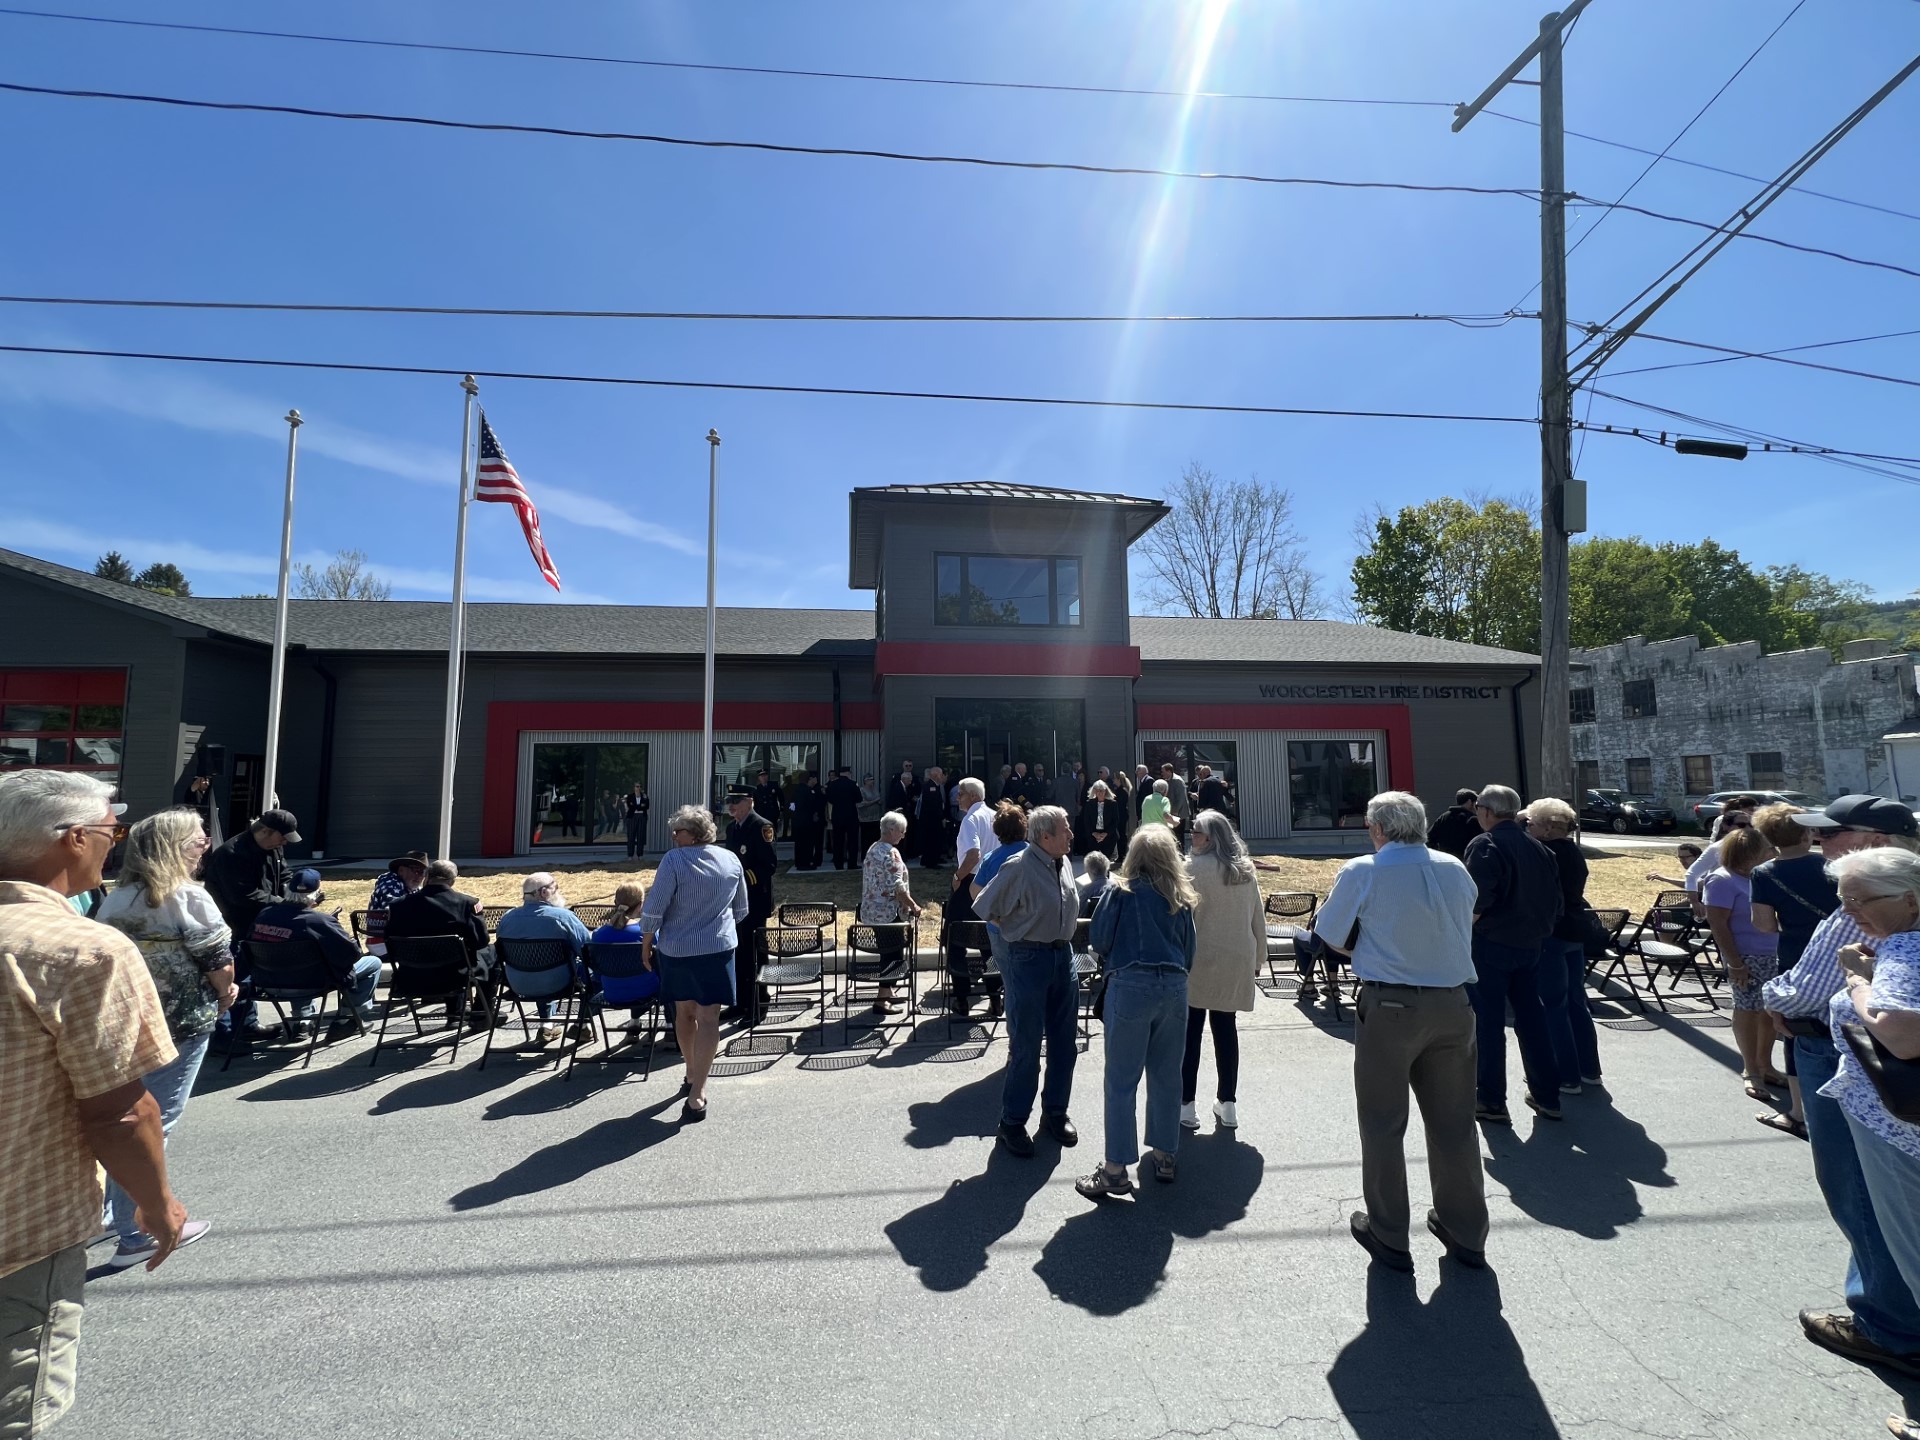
[58,821,129,843]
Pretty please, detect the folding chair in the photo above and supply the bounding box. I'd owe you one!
[1072,917,1101,1042]
[485,937,593,1073]
[844,920,916,1039]
[580,941,664,1078]
[753,924,832,1042]
[1264,891,1320,986]
[224,938,338,1071]
[1581,907,1636,1002]
[571,905,616,929]
[373,934,490,1067]
[1613,891,1721,1012]
[944,918,1002,1041]
[777,901,839,934]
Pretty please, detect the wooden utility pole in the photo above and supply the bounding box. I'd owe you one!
[1454,4,1589,800]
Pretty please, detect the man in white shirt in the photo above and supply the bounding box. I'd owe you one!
[946,779,997,1013]
[1315,789,1486,1273]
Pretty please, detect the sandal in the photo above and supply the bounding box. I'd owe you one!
[1755,1111,1809,1140]
[1743,1079,1774,1101]
[1146,1149,1177,1184]
[1887,1417,1920,1440]
[680,1097,708,1124]
[1763,1071,1791,1088]
[1074,1166,1136,1200]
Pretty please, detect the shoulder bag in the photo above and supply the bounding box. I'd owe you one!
[1840,1022,1920,1125]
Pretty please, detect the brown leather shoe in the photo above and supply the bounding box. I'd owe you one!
[1801,1309,1920,1379]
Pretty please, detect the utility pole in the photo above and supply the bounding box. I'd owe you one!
[1454,1,1590,801]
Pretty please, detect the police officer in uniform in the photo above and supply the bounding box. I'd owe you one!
[722,792,776,1024]
[825,766,863,870]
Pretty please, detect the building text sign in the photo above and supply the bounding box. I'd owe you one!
[1256,682,1503,701]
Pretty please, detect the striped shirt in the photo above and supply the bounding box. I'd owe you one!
[1760,907,1867,1019]
[0,881,175,1276]
[640,844,749,956]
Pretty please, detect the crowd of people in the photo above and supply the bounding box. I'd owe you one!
[10,757,1920,1437]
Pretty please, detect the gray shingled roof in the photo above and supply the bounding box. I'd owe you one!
[1130,616,1539,667]
[0,548,1536,667]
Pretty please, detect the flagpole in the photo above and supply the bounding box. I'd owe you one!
[437,375,479,860]
[260,408,301,810]
[703,429,720,807]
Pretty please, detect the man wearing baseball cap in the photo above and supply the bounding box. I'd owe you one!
[248,868,382,1041]
[1763,795,1920,1376]
[203,809,301,1050]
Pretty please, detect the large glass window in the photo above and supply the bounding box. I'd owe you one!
[0,670,125,793]
[711,743,820,811]
[1288,740,1378,831]
[529,742,650,847]
[935,553,1081,627]
[934,699,1086,789]
[1622,678,1657,719]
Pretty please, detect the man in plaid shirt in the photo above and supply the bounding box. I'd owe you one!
[0,771,190,1435]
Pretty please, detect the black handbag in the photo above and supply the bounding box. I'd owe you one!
[1576,906,1612,958]
[1840,1022,1920,1125]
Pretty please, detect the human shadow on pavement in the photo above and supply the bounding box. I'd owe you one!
[900,1068,1006,1149]
[448,1093,683,1210]
[1481,1097,1673,1239]
[885,1143,1062,1291]
[1031,1131,1264,1316]
[1328,1264,1558,1438]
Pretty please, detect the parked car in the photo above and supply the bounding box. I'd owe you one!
[1689,789,1822,827]
[1579,789,1677,834]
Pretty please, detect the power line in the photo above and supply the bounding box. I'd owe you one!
[1568,196,1920,282]
[0,340,1548,424]
[0,295,1535,327]
[1606,328,1920,390]
[0,80,1544,198]
[1603,327,1920,379]
[1582,386,1920,485]
[0,7,1463,109]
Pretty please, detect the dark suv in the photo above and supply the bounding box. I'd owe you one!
[1579,788,1677,834]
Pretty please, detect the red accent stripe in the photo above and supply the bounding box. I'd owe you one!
[873,641,1141,678]
[1136,702,1416,794]
[0,668,127,703]
[481,700,884,856]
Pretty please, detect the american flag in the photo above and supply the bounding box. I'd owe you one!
[474,411,561,592]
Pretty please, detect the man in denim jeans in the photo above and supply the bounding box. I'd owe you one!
[974,805,1081,1157]
[1762,797,1920,1377]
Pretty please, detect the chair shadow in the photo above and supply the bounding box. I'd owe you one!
[885,1144,1062,1292]
[368,1060,529,1114]
[1031,1131,1265,1317]
[1481,1097,1675,1239]
[900,1067,1007,1149]
[481,1062,667,1119]
[233,1044,442,1103]
[448,1093,684,1210]
[1328,1264,1558,1438]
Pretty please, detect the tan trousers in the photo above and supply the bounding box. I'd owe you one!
[0,1244,84,1439]
[1353,982,1489,1253]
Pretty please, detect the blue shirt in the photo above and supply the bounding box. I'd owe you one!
[590,921,642,947]
[641,843,749,956]
[1313,841,1478,987]
[1761,907,1867,1019]
[971,841,1027,937]
[495,902,592,957]
[1088,881,1196,973]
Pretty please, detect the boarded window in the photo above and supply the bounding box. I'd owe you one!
[1621,678,1657,719]
[1684,755,1714,793]
[1576,759,1601,793]
[1626,758,1653,794]
[1749,751,1786,790]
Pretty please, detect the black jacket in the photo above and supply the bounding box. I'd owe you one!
[751,783,783,823]
[793,783,828,828]
[885,774,917,816]
[621,791,650,820]
[202,830,288,934]
[1196,778,1228,814]
[1023,775,1054,807]
[1426,806,1482,860]
[1464,820,1563,948]
[1544,835,1592,943]
[385,884,490,961]
[825,776,863,824]
[728,815,778,921]
[999,774,1026,804]
[249,902,364,986]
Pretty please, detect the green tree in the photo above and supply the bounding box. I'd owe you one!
[1568,536,1692,648]
[1658,539,1767,646]
[1766,564,1879,653]
[133,562,191,597]
[1350,496,1540,652]
[93,551,135,583]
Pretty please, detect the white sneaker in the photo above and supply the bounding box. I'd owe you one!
[1179,1102,1200,1130]
[1213,1101,1239,1129]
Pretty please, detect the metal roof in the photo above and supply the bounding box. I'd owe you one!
[1130,615,1540,667]
[846,480,1168,589]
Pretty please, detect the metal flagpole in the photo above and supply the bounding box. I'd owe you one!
[702,429,720,807]
[436,375,480,860]
[260,408,302,809]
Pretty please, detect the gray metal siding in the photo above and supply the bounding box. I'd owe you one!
[0,572,188,822]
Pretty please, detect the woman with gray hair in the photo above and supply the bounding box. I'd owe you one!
[1180,810,1267,1130]
[640,804,749,1122]
[860,810,922,1013]
[93,808,228,1268]
[1523,797,1605,1095]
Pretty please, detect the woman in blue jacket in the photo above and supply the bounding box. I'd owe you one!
[1078,824,1198,1197]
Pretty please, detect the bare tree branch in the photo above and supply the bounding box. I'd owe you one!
[294,549,392,601]
[1135,462,1323,620]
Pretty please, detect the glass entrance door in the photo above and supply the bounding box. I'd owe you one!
[934,700,1085,791]
[529,742,650,847]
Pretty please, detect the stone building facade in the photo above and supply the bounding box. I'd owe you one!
[1569,634,1918,808]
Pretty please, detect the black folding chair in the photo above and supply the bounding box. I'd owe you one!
[580,942,664,1078]
[1611,890,1721,1012]
[571,905,616,929]
[1581,907,1637,1005]
[944,919,1002,1041]
[752,925,832,1042]
[485,937,593,1073]
[844,920,916,1038]
[777,901,839,933]
[225,938,338,1071]
[1072,917,1101,1043]
[1264,891,1320,986]
[373,934,491,1067]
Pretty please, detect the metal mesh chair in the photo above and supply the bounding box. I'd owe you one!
[1608,891,1721,1012]
[1072,916,1101,1042]
[845,920,915,1036]
[944,919,1002,1040]
[580,941,664,1078]
[571,904,616,929]
[485,937,592,1073]
[1264,891,1320,986]
[373,934,491,1067]
[225,938,337,1071]
[1582,907,1636,1003]
[777,901,839,932]
[753,924,832,1039]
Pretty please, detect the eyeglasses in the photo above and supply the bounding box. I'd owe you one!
[1841,891,1906,910]
[56,822,128,843]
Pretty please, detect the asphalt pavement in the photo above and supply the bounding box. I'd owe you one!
[57,977,1915,1440]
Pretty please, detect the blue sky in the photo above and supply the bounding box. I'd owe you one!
[1,0,1915,610]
